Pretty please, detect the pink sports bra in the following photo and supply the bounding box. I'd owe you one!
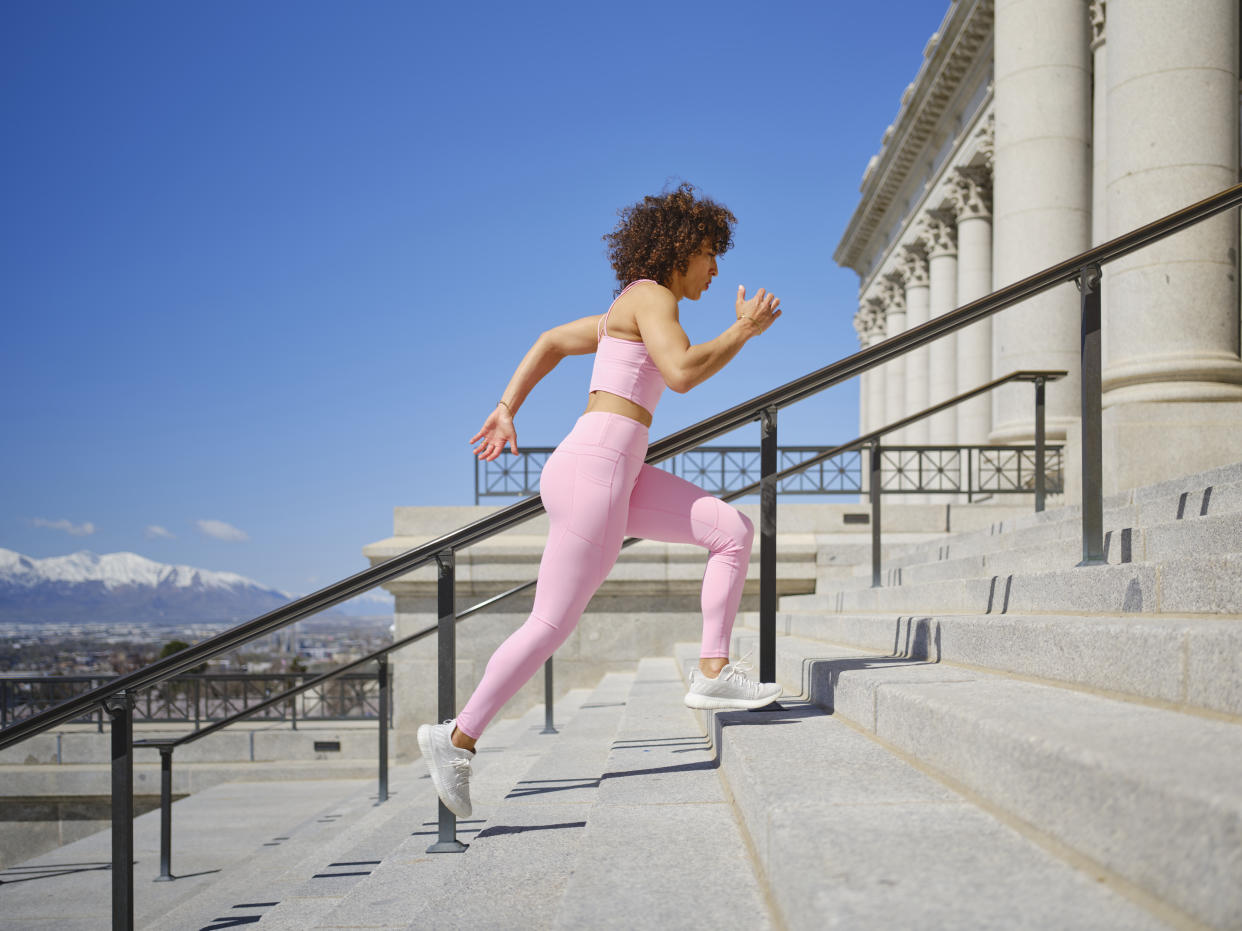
[588,279,667,414]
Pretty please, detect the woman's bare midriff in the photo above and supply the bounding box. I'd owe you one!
[585,390,653,427]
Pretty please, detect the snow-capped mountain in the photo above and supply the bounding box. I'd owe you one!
[0,548,295,624]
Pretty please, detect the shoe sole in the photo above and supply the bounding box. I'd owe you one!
[417,724,472,819]
[683,691,781,711]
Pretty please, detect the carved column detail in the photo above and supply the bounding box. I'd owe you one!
[923,210,959,259]
[951,166,993,221]
[879,274,906,312]
[897,244,929,289]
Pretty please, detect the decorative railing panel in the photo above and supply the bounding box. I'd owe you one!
[0,672,385,729]
[477,444,1062,501]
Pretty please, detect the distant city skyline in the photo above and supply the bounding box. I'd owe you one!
[2,1,949,600]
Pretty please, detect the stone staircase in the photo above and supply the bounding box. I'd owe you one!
[718,459,1242,928]
[3,462,1238,929]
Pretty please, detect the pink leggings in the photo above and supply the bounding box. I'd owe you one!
[455,412,754,739]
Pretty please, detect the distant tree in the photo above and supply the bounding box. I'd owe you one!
[160,640,207,675]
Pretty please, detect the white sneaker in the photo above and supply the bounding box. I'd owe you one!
[417,719,473,818]
[684,653,782,710]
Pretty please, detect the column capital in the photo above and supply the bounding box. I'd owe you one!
[855,300,886,343]
[879,275,907,312]
[951,166,993,221]
[1089,0,1106,52]
[922,210,958,258]
[898,243,929,287]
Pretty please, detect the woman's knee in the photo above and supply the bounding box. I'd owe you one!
[712,502,754,554]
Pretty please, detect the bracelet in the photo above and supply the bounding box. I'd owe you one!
[497,400,513,415]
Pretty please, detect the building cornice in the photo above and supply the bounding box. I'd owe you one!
[833,0,994,274]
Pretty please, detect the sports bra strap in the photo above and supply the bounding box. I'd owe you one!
[597,279,656,342]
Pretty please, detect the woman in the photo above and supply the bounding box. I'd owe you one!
[419,184,783,818]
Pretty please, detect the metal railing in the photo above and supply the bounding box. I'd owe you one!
[0,672,387,730]
[2,181,1240,930]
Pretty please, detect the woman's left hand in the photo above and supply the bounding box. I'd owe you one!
[470,405,519,461]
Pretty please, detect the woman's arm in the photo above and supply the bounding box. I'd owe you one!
[470,315,601,461]
[634,284,781,393]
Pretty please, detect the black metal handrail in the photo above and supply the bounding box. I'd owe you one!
[6,181,1240,753]
[4,182,1241,929]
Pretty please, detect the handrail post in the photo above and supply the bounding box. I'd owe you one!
[104,690,135,930]
[759,407,778,685]
[428,550,466,853]
[1077,264,1106,564]
[376,656,389,804]
[541,657,557,734]
[1034,376,1047,513]
[870,439,882,587]
[155,745,174,881]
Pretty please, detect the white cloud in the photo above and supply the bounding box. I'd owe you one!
[31,517,96,536]
[144,525,174,540]
[196,519,250,542]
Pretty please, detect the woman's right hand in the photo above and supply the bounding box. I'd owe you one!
[470,404,519,461]
[736,285,782,335]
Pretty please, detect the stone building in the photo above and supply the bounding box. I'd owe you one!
[835,0,1242,495]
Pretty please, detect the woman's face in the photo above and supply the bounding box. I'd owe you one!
[673,241,718,301]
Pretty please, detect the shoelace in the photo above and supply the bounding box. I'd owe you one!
[723,650,765,697]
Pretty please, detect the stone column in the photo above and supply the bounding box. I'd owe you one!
[1090,1,1107,247]
[991,0,1092,444]
[952,164,994,446]
[924,211,959,443]
[853,304,872,435]
[1102,0,1242,490]
[898,246,930,444]
[880,276,908,443]
[864,297,888,435]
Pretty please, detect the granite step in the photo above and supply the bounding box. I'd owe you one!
[138,766,425,931]
[782,552,1242,616]
[763,609,1242,717]
[862,509,1242,591]
[551,657,772,930]
[671,642,1174,930]
[878,467,1242,571]
[719,629,1242,929]
[314,671,637,930]
[0,776,380,930]
[150,695,576,931]
[250,691,592,931]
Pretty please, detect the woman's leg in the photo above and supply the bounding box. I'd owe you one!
[623,464,754,661]
[454,421,644,742]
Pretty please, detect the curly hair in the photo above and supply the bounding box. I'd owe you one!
[603,183,736,293]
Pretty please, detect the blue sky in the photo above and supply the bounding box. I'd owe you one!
[1,1,948,606]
